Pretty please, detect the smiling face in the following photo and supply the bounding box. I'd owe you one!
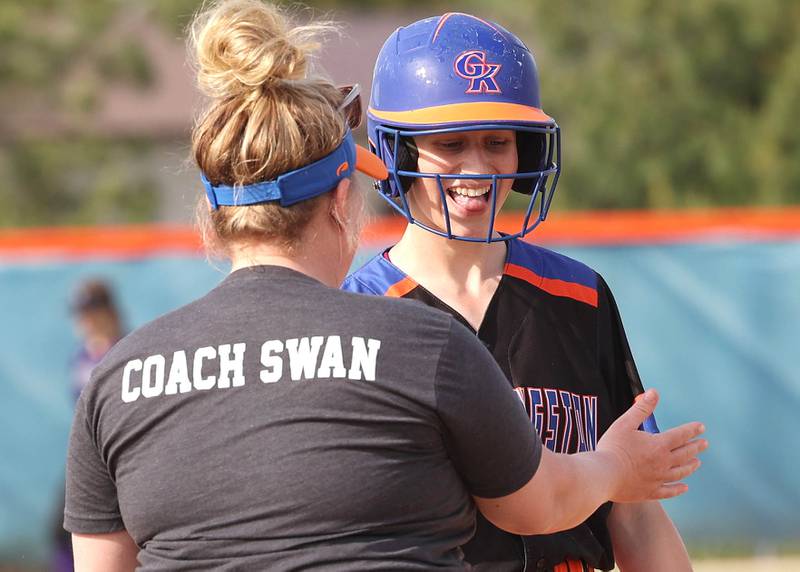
[407,129,518,240]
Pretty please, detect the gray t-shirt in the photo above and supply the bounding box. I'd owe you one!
[65,265,541,570]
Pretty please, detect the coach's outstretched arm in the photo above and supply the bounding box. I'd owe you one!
[474,389,707,536]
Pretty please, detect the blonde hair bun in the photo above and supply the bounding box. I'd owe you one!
[191,0,327,99]
[190,0,350,255]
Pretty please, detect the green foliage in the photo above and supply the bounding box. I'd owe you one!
[97,40,154,88]
[0,0,159,227]
[147,0,207,33]
[479,0,800,209]
[0,0,120,101]
[0,139,158,227]
[1,0,799,227]
[146,0,452,34]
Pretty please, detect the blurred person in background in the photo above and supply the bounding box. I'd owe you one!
[52,279,124,571]
[344,12,694,572]
[63,1,705,569]
[69,279,125,399]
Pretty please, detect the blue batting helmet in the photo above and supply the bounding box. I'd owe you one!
[367,12,561,242]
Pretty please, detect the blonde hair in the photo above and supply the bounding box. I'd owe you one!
[189,0,352,255]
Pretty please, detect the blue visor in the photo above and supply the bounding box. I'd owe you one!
[201,130,387,209]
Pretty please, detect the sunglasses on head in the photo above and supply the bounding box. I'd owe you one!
[338,84,363,130]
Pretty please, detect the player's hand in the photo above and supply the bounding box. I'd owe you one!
[596,389,708,503]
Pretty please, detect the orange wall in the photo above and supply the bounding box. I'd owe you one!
[1,207,799,261]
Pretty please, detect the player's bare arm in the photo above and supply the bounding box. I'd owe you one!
[608,500,693,572]
[474,389,707,535]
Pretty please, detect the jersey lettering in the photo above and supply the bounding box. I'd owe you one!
[193,346,217,390]
[521,387,599,453]
[529,388,545,433]
[317,335,348,379]
[543,388,560,451]
[165,351,192,395]
[572,393,588,452]
[120,336,383,403]
[141,355,166,399]
[121,359,143,403]
[260,340,284,384]
[348,337,381,381]
[582,394,599,451]
[286,337,325,381]
[558,390,574,454]
[217,343,247,388]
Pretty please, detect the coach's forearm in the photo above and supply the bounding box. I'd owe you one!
[476,448,619,536]
[529,448,619,534]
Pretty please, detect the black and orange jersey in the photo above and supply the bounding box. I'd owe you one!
[342,237,657,572]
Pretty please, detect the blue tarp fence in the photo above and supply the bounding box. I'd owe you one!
[1,238,799,562]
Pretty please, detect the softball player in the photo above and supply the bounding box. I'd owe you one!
[64,2,705,569]
[343,13,694,572]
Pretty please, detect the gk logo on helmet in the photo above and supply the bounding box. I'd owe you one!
[454,50,502,94]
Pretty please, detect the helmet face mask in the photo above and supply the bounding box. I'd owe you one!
[370,122,561,243]
[368,13,562,243]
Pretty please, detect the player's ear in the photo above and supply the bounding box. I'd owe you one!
[329,178,352,229]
